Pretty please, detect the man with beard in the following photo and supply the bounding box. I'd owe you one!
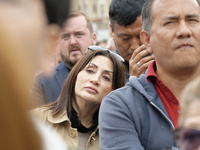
[31,11,96,106]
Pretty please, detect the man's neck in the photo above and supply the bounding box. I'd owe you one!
[64,61,74,70]
[156,65,200,101]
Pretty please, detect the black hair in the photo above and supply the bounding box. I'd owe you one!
[43,0,70,27]
[109,0,145,30]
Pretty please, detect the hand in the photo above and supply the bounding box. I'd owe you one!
[129,45,154,78]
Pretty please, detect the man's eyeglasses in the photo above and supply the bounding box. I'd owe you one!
[85,45,125,63]
[174,127,200,150]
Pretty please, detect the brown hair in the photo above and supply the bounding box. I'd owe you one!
[67,11,94,34]
[49,49,125,117]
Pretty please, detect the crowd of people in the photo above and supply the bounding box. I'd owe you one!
[2,0,200,150]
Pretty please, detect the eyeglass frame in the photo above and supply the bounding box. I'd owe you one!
[173,127,200,150]
[85,45,125,63]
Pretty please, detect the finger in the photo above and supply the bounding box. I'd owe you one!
[129,47,152,66]
[141,59,154,68]
[136,59,154,75]
[130,44,146,62]
[146,46,153,54]
[139,54,154,65]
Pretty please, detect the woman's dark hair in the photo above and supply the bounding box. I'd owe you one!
[48,50,125,117]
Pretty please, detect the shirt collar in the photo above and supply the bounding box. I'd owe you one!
[146,60,158,82]
[47,110,70,124]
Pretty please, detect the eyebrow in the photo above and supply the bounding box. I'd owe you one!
[186,14,200,19]
[163,14,200,21]
[90,63,113,73]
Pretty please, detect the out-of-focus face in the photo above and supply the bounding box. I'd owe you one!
[0,0,48,71]
[177,99,200,150]
[59,15,96,68]
[149,0,200,74]
[111,16,143,62]
[183,99,200,128]
[75,55,113,105]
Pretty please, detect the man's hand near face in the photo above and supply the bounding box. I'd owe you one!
[129,45,154,78]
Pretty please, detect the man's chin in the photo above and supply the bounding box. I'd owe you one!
[70,56,81,63]
[64,58,79,69]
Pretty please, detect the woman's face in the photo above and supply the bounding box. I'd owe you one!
[75,55,113,105]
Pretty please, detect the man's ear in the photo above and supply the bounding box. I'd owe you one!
[140,30,153,53]
[42,24,60,76]
[92,32,97,45]
[47,24,60,55]
[109,23,114,37]
[140,30,151,47]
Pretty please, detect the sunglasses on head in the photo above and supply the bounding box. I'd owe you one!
[85,45,125,63]
[174,127,200,150]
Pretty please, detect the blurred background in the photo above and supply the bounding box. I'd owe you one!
[71,0,112,44]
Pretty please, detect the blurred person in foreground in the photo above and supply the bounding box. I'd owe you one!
[109,0,154,81]
[174,75,200,150]
[31,11,97,106]
[99,0,200,149]
[32,46,125,150]
[0,0,71,149]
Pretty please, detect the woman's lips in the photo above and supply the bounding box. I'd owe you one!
[85,86,98,94]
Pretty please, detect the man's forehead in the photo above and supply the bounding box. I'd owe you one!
[61,20,88,32]
[152,0,199,8]
[151,0,200,17]
[63,15,87,27]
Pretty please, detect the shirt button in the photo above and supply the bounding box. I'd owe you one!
[169,95,173,100]
[69,130,76,138]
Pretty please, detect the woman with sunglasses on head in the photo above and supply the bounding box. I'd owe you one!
[174,75,200,150]
[32,46,125,150]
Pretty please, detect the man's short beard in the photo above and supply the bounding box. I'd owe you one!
[63,57,78,69]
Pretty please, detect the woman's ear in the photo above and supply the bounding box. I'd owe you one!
[140,30,152,53]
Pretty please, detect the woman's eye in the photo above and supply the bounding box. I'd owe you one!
[103,76,111,82]
[86,69,94,74]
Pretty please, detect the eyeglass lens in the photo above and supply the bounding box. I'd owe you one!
[174,128,200,150]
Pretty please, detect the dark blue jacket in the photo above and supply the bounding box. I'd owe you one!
[31,62,70,106]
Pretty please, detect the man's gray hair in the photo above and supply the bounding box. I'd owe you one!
[142,0,200,34]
